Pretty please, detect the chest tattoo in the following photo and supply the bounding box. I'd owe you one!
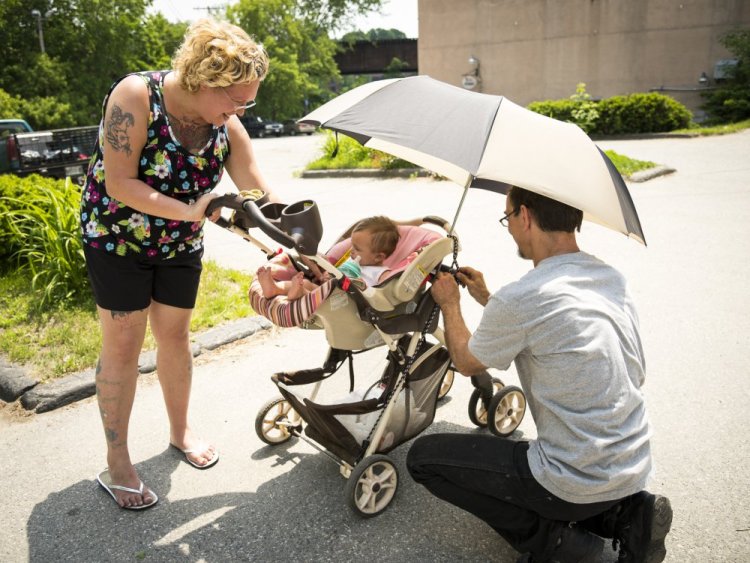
[167,111,212,153]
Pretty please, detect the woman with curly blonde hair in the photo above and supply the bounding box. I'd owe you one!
[80,18,278,510]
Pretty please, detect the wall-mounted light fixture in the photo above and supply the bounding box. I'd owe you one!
[468,55,481,77]
[462,55,481,91]
[698,71,709,85]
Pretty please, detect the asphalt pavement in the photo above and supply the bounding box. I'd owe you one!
[1,131,749,562]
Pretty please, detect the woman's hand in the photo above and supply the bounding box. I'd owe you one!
[187,192,221,222]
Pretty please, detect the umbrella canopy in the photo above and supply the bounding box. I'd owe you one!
[301,75,645,245]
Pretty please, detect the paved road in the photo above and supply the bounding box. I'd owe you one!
[1,131,749,562]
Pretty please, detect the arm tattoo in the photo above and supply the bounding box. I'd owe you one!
[106,104,135,156]
[167,111,212,153]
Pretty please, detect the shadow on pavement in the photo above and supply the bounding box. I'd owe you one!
[26,421,542,562]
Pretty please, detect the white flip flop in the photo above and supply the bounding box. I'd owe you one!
[96,469,158,510]
[170,442,220,470]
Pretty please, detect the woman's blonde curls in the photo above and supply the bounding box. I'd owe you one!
[172,18,269,92]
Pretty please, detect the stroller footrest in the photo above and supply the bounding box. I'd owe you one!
[272,368,328,386]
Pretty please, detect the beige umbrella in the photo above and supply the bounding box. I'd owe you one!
[301,75,645,244]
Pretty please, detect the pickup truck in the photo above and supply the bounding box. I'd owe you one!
[0,119,99,184]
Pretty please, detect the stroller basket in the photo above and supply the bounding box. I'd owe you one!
[272,335,451,466]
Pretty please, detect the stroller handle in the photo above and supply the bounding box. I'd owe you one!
[206,194,297,250]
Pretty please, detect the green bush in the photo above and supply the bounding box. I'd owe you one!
[3,175,87,308]
[527,99,579,123]
[528,84,599,133]
[702,86,750,123]
[528,87,691,135]
[596,93,692,134]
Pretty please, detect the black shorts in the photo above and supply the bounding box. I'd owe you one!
[84,244,203,311]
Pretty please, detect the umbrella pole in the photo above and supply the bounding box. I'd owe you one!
[448,177,473,236]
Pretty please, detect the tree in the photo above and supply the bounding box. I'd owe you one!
[227,0,342,120]
[0,0,384,125]
[702,29,750,123]
[341,28,407,43]
[295,0,383,30]
[0,0,187,126]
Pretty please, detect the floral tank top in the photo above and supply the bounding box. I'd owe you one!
[80,71,230,260]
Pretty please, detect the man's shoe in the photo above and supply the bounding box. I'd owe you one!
[515,525,603,563]
[552,525,604,562]
[614,492,673,562]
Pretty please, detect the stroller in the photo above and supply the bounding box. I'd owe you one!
[207,192,528,517]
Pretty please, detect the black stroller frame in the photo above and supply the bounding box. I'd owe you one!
[206,193,528,517]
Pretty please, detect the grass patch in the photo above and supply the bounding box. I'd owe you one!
[604,150,657,178]
[0,260,254,381]
[306,131,415,170]
[672,119,750,136]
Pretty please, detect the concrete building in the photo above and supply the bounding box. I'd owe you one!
[417,0,750,117]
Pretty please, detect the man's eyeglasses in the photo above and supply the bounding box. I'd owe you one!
[499,208,520,227]
[221,88,256,112]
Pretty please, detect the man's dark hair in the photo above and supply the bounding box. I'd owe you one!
[508,186,583,233]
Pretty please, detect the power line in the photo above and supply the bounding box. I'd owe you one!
[195,4,229,17]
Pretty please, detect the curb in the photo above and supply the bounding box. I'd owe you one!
[2,316,272,414]
[591,132,698,141]
[300,168,432,179]
[628,165,676,183]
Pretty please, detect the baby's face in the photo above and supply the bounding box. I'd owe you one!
[351,230,384,266]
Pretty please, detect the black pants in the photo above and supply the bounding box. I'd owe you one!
[406,434,620,560]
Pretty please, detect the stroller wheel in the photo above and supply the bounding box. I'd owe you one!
[255,397,298,445]
[345,455,399,518]
[467,377,504,427]
[487,385,527,437]
[437,369,455,401]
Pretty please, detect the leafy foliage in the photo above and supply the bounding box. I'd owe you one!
[0,0,384,126]
[596,93,692,134]
[603,150,656,177]
[528,85,691,135]
[0,0,194,126]
[228,0,342,120]
[306,131,415,170]
[701,29,750,123]
[2,175,87,309]
[568,83,600,134]
[341,28,407,42]
[295,0,383,30]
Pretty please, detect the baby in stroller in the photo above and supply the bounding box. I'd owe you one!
[256,215,401,301]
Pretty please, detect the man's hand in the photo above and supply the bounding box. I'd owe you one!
[456,266,490,306]
[431,271,461,307]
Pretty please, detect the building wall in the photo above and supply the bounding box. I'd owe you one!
[417,0,750,115]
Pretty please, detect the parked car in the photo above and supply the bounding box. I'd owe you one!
[282,119,316,136]
[240,116,283,138]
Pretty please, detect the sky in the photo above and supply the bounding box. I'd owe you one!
[148,0,419,38]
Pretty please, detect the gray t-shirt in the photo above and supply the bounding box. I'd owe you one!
[469,252,652,504]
